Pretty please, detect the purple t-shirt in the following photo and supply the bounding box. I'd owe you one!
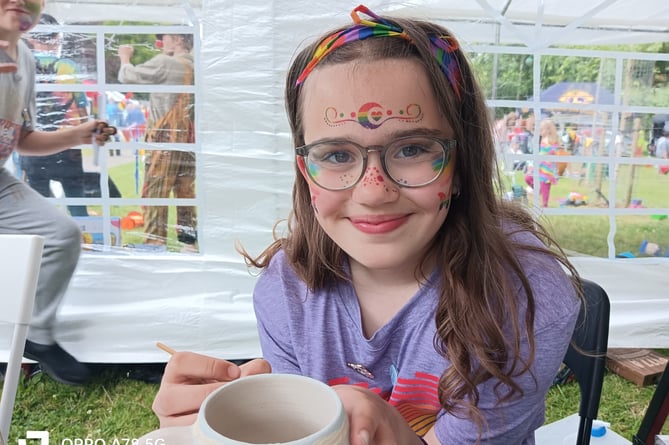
[253,230,580,444]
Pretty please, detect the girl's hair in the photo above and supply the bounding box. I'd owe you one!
[540,118,560,146]
[241,11,582,436]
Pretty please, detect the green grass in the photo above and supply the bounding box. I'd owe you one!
[7,366,160,443]
[507,163,669,257]
[4,358,668,442]
[88,152,195,251]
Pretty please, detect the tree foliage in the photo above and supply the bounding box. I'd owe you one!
[470,42,669,119]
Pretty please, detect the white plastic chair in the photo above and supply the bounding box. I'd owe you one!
[0,235,44,445]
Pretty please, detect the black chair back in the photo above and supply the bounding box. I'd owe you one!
[633,360,669,445]
[563,278,611,445]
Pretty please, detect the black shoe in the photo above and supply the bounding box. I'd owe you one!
[23,340,91,386]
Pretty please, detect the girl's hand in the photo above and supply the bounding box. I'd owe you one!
[334,385,426,445]
[152,351,271,427]
[0,40,18,73]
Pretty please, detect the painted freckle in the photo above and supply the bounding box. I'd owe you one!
[362,167,385,186]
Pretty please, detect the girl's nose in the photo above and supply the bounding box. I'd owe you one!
[351,153,399,205]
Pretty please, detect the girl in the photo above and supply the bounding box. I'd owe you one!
[152,6,582,444]
[526,118,559,207]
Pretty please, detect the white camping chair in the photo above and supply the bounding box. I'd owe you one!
[0,235,44,445]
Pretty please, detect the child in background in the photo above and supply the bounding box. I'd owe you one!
[1,1,115,385]
[526,118,559,207]
[149,6,582,444]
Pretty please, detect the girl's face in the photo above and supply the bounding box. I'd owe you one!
[298,59,457,275]
[0,0,43,37]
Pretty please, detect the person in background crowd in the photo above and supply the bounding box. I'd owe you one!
[1,2,115,385]
[655,122,669,174]
[525,118,559,207]
[117,33,197,251]
[147,6,583,444]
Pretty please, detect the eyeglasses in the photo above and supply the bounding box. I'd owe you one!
[295,135,456,191]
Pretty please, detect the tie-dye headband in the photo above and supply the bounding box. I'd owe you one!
[295,4,462,100]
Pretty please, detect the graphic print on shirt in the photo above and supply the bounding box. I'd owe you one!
[328,370,440,436]
[0,119,21,163]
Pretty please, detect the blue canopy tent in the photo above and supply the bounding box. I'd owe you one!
[539,82,615,106]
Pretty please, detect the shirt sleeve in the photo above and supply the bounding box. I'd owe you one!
[252,253,303,375]
[118,55,170,85]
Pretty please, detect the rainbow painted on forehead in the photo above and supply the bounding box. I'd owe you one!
[295,5,461,100]
[325,103,423,129]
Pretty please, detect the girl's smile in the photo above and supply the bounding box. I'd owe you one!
[348,213,410,235]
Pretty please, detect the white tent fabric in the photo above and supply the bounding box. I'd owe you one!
[1,0,668,363]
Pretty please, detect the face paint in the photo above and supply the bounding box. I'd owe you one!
[325,103,423,129]
[308,184,321,213]
[438,192,450,211]
[435,149,456,211]
[361,166,384,187]
[361,166,398,193]
[21,2,43,31]
[306,162,321,182]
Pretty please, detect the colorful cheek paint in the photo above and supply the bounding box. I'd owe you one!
[21,2,42,31]
[438,192,451,211]
[325,103,423,129]
[309,185,320,213]
[19,16,33,31]
[307,162,321,182]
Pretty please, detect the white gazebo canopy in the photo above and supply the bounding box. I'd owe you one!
[1,0,667,363]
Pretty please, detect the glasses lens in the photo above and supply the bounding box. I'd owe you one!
[385,137,447,186]
[306,142,364,190]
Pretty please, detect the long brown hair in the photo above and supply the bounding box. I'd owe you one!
[241,12,582,436]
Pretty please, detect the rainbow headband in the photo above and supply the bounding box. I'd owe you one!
[295,4,462,100]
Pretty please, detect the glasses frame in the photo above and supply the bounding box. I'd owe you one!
[295,136,456,191]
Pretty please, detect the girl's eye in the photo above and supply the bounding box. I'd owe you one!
[312,144,360,165]
[396,144,427,158]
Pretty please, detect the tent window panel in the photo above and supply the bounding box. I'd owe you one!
[105,33,195,86]
[539,55,616,101]
[470,51,535,101]
[623,56,669,107]
[111,201,199,254]
[106,147,198,202]
[103,89,196,144]
[543,215,611,257]
[613,162,669,209]
[615,216,669,259]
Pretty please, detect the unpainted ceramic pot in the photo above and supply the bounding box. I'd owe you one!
[138,373,349,445]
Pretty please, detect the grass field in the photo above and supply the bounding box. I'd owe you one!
[505,162,669,257]
[4,357,668,443]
